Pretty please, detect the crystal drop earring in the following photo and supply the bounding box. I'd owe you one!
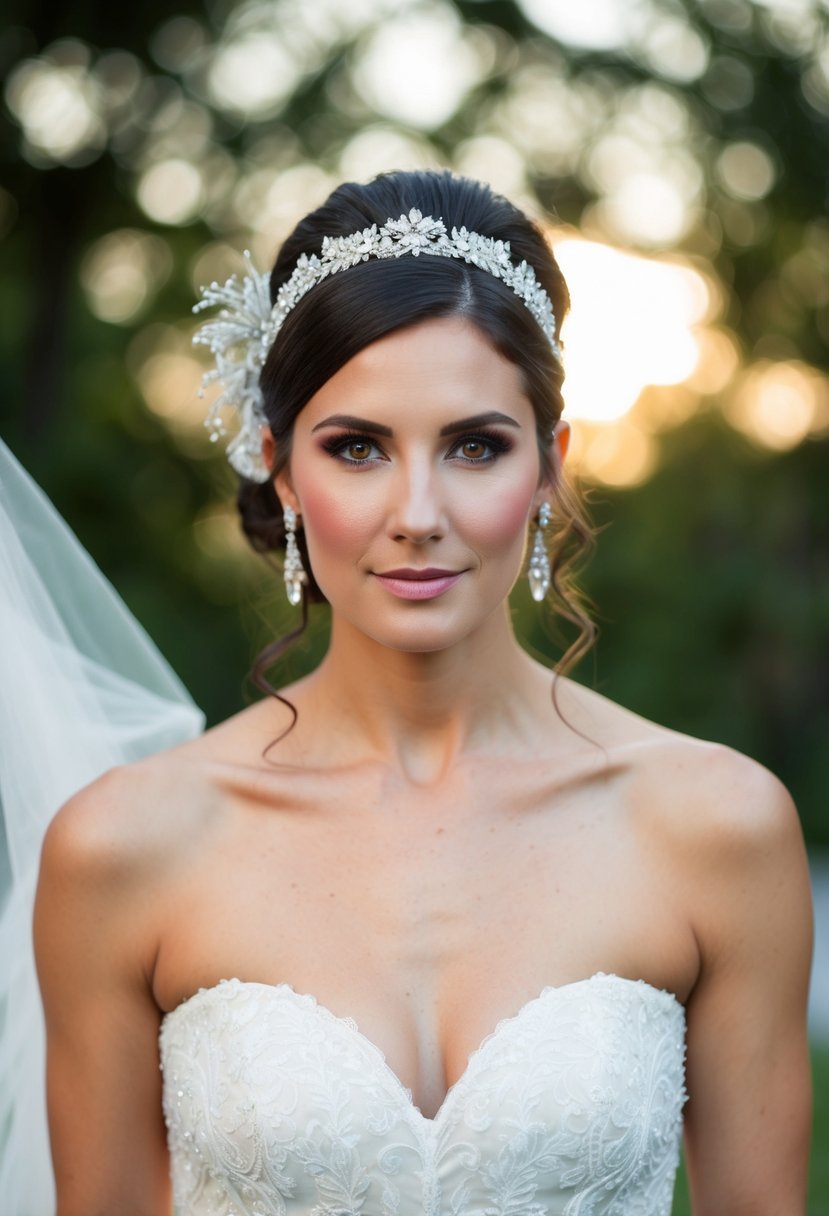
[528,501,552,603]
[283,505,307,607]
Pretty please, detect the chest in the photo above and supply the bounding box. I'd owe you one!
[156,759,693,1014]
[172,761,661,957]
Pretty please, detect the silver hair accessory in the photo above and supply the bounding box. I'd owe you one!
[528,501,552,603]
[193,209,561,482]
[282,504,307,607]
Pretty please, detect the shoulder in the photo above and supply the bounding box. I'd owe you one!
[630,732,802,862]
[555,675,800,850]
[37,694,295,888]
[624,733,811,982]
[39,748,222,896]
[554,676,808,906]
[35,750,230,996]
[595,705,812,983]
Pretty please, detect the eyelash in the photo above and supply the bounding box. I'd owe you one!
[320,430,514,466]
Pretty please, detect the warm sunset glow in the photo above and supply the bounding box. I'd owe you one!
[570,416,658,487]
[724,359,829,450]
[552,237,710,423]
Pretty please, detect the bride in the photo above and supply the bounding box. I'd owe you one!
[6,170,812,1214]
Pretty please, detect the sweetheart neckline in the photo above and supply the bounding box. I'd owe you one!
[160,972,685,1126]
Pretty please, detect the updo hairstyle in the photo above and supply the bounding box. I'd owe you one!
[238,169,595,683]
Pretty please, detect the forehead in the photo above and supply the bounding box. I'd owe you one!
[295,316,534,431]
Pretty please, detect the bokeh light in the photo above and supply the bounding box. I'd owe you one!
[701,54,755,111]
[579,85,704,248]
[716,140,777,201]
[150,16,208,72]
[493,68,604,179]
[338,126,440,181]
[637,14,709,82]
[81,230,172,324]
[517,0,647,51]
[5,44,106,166]
[570,416,658,487]
[233,163,337,251]
[352,2,484,129]
[724,359,829,449]
[207,33,301,117]
[453,136,527,199]
[137,159,205,225]
[127,325,208,440]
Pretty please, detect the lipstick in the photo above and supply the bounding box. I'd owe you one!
[373,568,464,601]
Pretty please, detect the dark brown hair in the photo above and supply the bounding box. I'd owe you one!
[237,170,595,703]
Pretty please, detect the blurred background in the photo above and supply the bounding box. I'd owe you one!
[1,0,827,1203]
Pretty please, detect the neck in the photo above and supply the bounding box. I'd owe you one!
[300,605,542,786]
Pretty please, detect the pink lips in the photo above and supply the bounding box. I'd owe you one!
[373,567,464,601]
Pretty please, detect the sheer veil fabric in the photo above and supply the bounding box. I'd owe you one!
[0,439,205,1215]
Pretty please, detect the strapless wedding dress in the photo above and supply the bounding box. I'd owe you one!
[160,971,687,1215]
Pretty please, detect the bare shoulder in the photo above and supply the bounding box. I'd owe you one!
[651,737,811,947]
[559,678,811,989]
[608,716,811,983]
[35,743,231,1012]
[631,731,803,862]
[554,674,801,852]
[37,692,293,896]
[39,743,222,897]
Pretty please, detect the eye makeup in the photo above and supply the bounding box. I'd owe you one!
[318,428,516,466]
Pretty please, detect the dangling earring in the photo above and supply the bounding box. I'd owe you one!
[528,501,552,603]
[283,505,307,606]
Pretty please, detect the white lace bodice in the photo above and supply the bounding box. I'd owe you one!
[160,972,686,1215]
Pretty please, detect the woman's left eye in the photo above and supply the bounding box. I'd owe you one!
[342,439,376,461]
[450,433,511,463]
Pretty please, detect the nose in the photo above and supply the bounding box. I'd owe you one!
[385,457,447,544]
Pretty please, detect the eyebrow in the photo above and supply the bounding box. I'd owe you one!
[311,411,521,436]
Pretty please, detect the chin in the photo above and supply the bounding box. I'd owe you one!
[375,627,471,655]
[341,593,514,655]
[318,566,522,653]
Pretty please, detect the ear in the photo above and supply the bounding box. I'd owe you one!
[535,419,570,509]
[261,425,300,514]
[553,418,571,465]
[260,425,276,474]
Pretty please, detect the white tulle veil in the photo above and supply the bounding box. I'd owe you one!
[0,438,205,1215]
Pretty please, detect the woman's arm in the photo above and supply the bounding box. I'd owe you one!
[678,747,813,1214]
[34,766,173,1216]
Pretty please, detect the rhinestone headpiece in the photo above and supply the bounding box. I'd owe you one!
[193,208,561,481]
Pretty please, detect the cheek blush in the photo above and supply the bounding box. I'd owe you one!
[296,482,378,553]
[463,482,538,550]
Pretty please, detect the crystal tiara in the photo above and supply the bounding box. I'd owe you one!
[193,208,561,482]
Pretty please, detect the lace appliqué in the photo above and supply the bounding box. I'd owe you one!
[160,973,686,1216]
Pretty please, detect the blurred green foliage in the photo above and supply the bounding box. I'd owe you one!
[1,0,827,845]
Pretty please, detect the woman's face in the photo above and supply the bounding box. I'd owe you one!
[271,316,567,654]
